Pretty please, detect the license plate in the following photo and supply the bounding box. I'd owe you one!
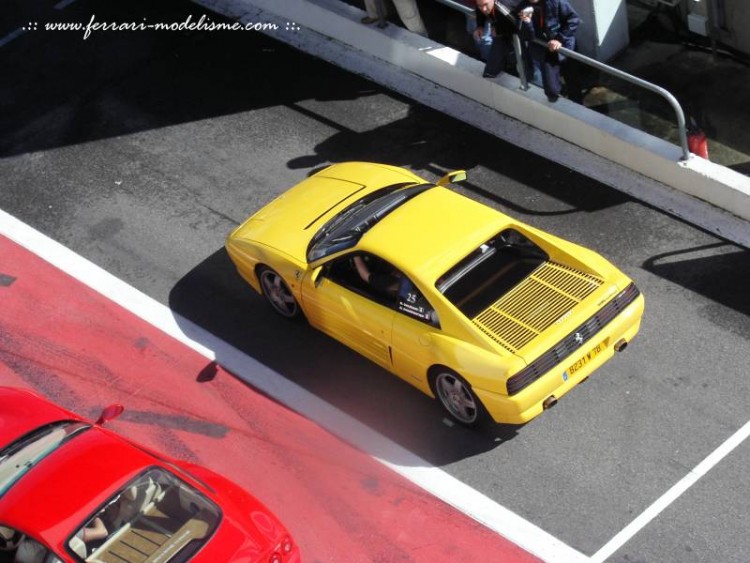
[567,341,605,376]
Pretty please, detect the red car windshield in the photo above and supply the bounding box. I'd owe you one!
[0,421,89,497]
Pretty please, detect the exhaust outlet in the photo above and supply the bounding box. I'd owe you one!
[614,339,628,353]
[542,395,558,410]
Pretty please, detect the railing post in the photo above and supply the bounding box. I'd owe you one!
[374,0,388,28]
[513,34,529,90]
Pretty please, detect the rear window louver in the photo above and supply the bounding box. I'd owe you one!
[473,262,604,352]
[506,283,641,395]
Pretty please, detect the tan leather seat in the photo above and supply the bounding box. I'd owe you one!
[114,478,159,527]
[68,535,87,559]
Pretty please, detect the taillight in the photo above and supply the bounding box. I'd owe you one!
[281,536,294,554]
[269,536,294,562]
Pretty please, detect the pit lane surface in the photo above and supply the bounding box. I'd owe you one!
[2,1,750,561]
[0,232,539,562]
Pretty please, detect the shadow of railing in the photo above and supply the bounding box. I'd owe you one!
[643,243,750,322]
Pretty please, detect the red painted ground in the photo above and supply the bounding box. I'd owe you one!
[0,235,540,563]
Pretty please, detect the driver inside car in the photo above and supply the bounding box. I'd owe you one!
[352,255,402,298]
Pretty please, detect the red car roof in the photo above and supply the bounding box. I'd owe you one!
[0,387,298,562]
[0,388,156,544]
[1,429,157,539]
[0,387,81,447]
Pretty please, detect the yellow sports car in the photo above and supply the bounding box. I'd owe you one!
[226,162,644,426]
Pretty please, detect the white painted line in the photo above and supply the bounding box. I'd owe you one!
[55,0,79,9]
[0,210,589,563]
[0,28,26,48]
[590,419,750,562]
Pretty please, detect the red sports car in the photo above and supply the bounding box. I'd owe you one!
[0,387,300,563]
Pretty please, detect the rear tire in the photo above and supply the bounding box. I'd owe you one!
[431,368,487,427]
[258,266,301,319]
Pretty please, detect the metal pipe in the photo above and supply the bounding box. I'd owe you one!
[542,395,558,409]
[513,33,529,90]
[431,0,473,15]
[373,0,388,28]
[425,0,691,161]
[534,39,691,161]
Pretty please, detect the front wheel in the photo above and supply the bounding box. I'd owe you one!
[258,266,301,319]
[432,369,487,427]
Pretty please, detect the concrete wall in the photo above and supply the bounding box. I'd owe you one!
[194,0,750,247]
[570,0,630,62]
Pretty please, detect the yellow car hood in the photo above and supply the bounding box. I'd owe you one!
[229,175,366,264]
[229,163,424,263]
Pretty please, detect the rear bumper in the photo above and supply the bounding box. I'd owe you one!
[476,292,644,424]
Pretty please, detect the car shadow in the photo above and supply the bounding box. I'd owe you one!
[643,242,750,332]
[286,103,631,218]
[0,0,383,158]
[168,248,522,467]
[4,0,629,221]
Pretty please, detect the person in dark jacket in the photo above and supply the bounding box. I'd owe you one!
[460,0,493,61]
[518,0,580,102]
[475,0,520,78]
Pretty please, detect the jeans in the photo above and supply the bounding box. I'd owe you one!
[465,14,493,62]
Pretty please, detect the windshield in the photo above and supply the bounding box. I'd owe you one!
[436,228,549,318]
[0,421,89,497]
[307,183,432,263]
[69,467,221,563]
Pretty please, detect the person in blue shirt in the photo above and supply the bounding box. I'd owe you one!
[518,0,580,102]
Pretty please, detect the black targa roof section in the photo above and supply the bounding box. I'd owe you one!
[437,228,549,319]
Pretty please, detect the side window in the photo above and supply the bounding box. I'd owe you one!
[325,253,439,326]
[0,527,59,562]
[326,252,396,303]
[394,278,440,327]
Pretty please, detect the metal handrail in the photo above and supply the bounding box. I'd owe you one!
[423,1,691,160]
[432,1,530,88]
[432,0,473,15]
[539,40,690,161]
[513,34,528,89]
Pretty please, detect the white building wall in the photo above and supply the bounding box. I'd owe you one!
[569,0,630,61]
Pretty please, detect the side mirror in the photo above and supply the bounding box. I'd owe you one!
[310,266,324,287]
[436,170,467,186]
[95,404,124,425]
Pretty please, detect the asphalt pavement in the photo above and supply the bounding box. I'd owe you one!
[2,1,750,561]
